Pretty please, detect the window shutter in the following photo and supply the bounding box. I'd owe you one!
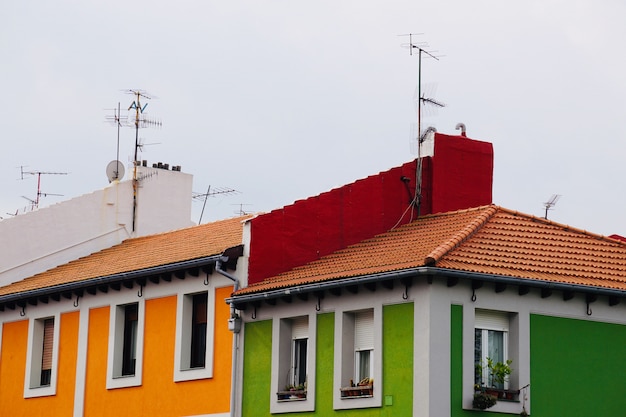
[291,316,308,340]
[475,310,509,331]
[354,310,374,351]
[41,318,54,371]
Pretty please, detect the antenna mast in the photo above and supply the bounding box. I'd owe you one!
[104,102,127,181]
[20,167,68,210]
[193,185,240,224]
[401,33,444,217]
[543,194,561,219]
[124,89,162,232]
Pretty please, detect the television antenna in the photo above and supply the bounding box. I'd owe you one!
[232,203,253,216]
[192,185,240,224]
[400,33,445,217]
[543,194,561,219]
[19,167,68,210]
[122,89,162,232]
[104,102,128,182]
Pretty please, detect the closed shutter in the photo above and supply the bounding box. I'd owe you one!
[354,310,374,351]
[41,318,54,371]
[291,316,308,340]
[475,309,509,331]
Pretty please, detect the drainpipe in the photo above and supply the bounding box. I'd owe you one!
[216,256,242,417]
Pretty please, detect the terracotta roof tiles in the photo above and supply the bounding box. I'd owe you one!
[0,215,251,297]
[235,205,626,295]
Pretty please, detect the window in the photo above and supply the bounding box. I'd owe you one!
[462,305,529,414]
[25,314,59,398]
[339,310,374,397]
[190,293,208,369]
[334,307,381,410]
[290,317,308,389]
[174,290,215,382]
[107,301,144,389]
[277,316,309,398]
[121,303,138,376]
[475,310,509,389]
[40,318,54,386]
[271,314,316,413]
[354,310,374,384]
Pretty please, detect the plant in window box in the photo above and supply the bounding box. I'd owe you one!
[357,377,373,396]
[486,358,514,399]
[473,392,497,410]
[278,383,306,400]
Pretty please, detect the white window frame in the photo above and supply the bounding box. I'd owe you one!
[475,310,509,389]
[174,288,215,382]
[106,299,145,389]
[24,313,60,398]
[290,316,308,388]
[333,305,382,410]
[270,313,316,414]
[463,305,527,414]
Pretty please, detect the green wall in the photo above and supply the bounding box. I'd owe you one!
[241,319,272,416]
[530,314,626,416]
[241,302,414,416]
[451,305,626,417]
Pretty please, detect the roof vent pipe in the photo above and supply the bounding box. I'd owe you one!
[455,122,467,137]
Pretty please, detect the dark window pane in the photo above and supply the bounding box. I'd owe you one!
[40,318,54,386]
[190,293,208,368]
[122,304,138,376]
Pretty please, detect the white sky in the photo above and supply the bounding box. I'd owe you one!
[1,1,625,236]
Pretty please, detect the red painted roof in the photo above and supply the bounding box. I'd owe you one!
[235,205,626,295]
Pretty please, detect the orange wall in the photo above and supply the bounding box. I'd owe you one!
[0,312,79,417]
[84,287,233,416]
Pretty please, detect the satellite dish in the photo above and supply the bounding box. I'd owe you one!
[106,160,125,183]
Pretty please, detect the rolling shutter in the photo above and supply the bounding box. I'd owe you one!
[354,310,374,351]
[475,309,509,331]
[291,316,308,340]
[41,318,54,371]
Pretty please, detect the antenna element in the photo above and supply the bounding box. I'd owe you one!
[543,194,561,219]
[400,33,444,217]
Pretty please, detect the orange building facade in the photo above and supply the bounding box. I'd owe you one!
[0,216,250,417]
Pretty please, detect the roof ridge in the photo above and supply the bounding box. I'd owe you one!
[496,207,626,246]
[120,214,253,244]
[424,205,499,265]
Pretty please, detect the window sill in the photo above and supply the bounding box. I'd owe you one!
[468,388,522,414]
[340,385,374,399]
[277,390,307,401]
[480,388,519,401]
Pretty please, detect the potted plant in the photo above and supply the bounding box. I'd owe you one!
[473,392,497,410]
[488,358,513,387]
[486,358,513,398]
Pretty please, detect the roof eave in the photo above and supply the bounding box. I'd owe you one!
[0,255,223,307]
[227,267,626,307]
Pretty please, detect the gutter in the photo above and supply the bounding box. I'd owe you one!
[226,266,626,306]
[215,256,241,417]
[0,255,223,306]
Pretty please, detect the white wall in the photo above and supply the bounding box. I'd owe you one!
[0,164,194,287]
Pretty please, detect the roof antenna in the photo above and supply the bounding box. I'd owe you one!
[400,33,444,217]
[123,89,162,232]
[543,194,561,219]
[105,102,127,182]
[193,185,240,224]
[19,167,68,211]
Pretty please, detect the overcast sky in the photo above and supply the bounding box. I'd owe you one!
[2,1,625,236]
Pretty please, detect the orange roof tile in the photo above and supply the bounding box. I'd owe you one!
[235,205,626,295]
[0,215,251,297]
